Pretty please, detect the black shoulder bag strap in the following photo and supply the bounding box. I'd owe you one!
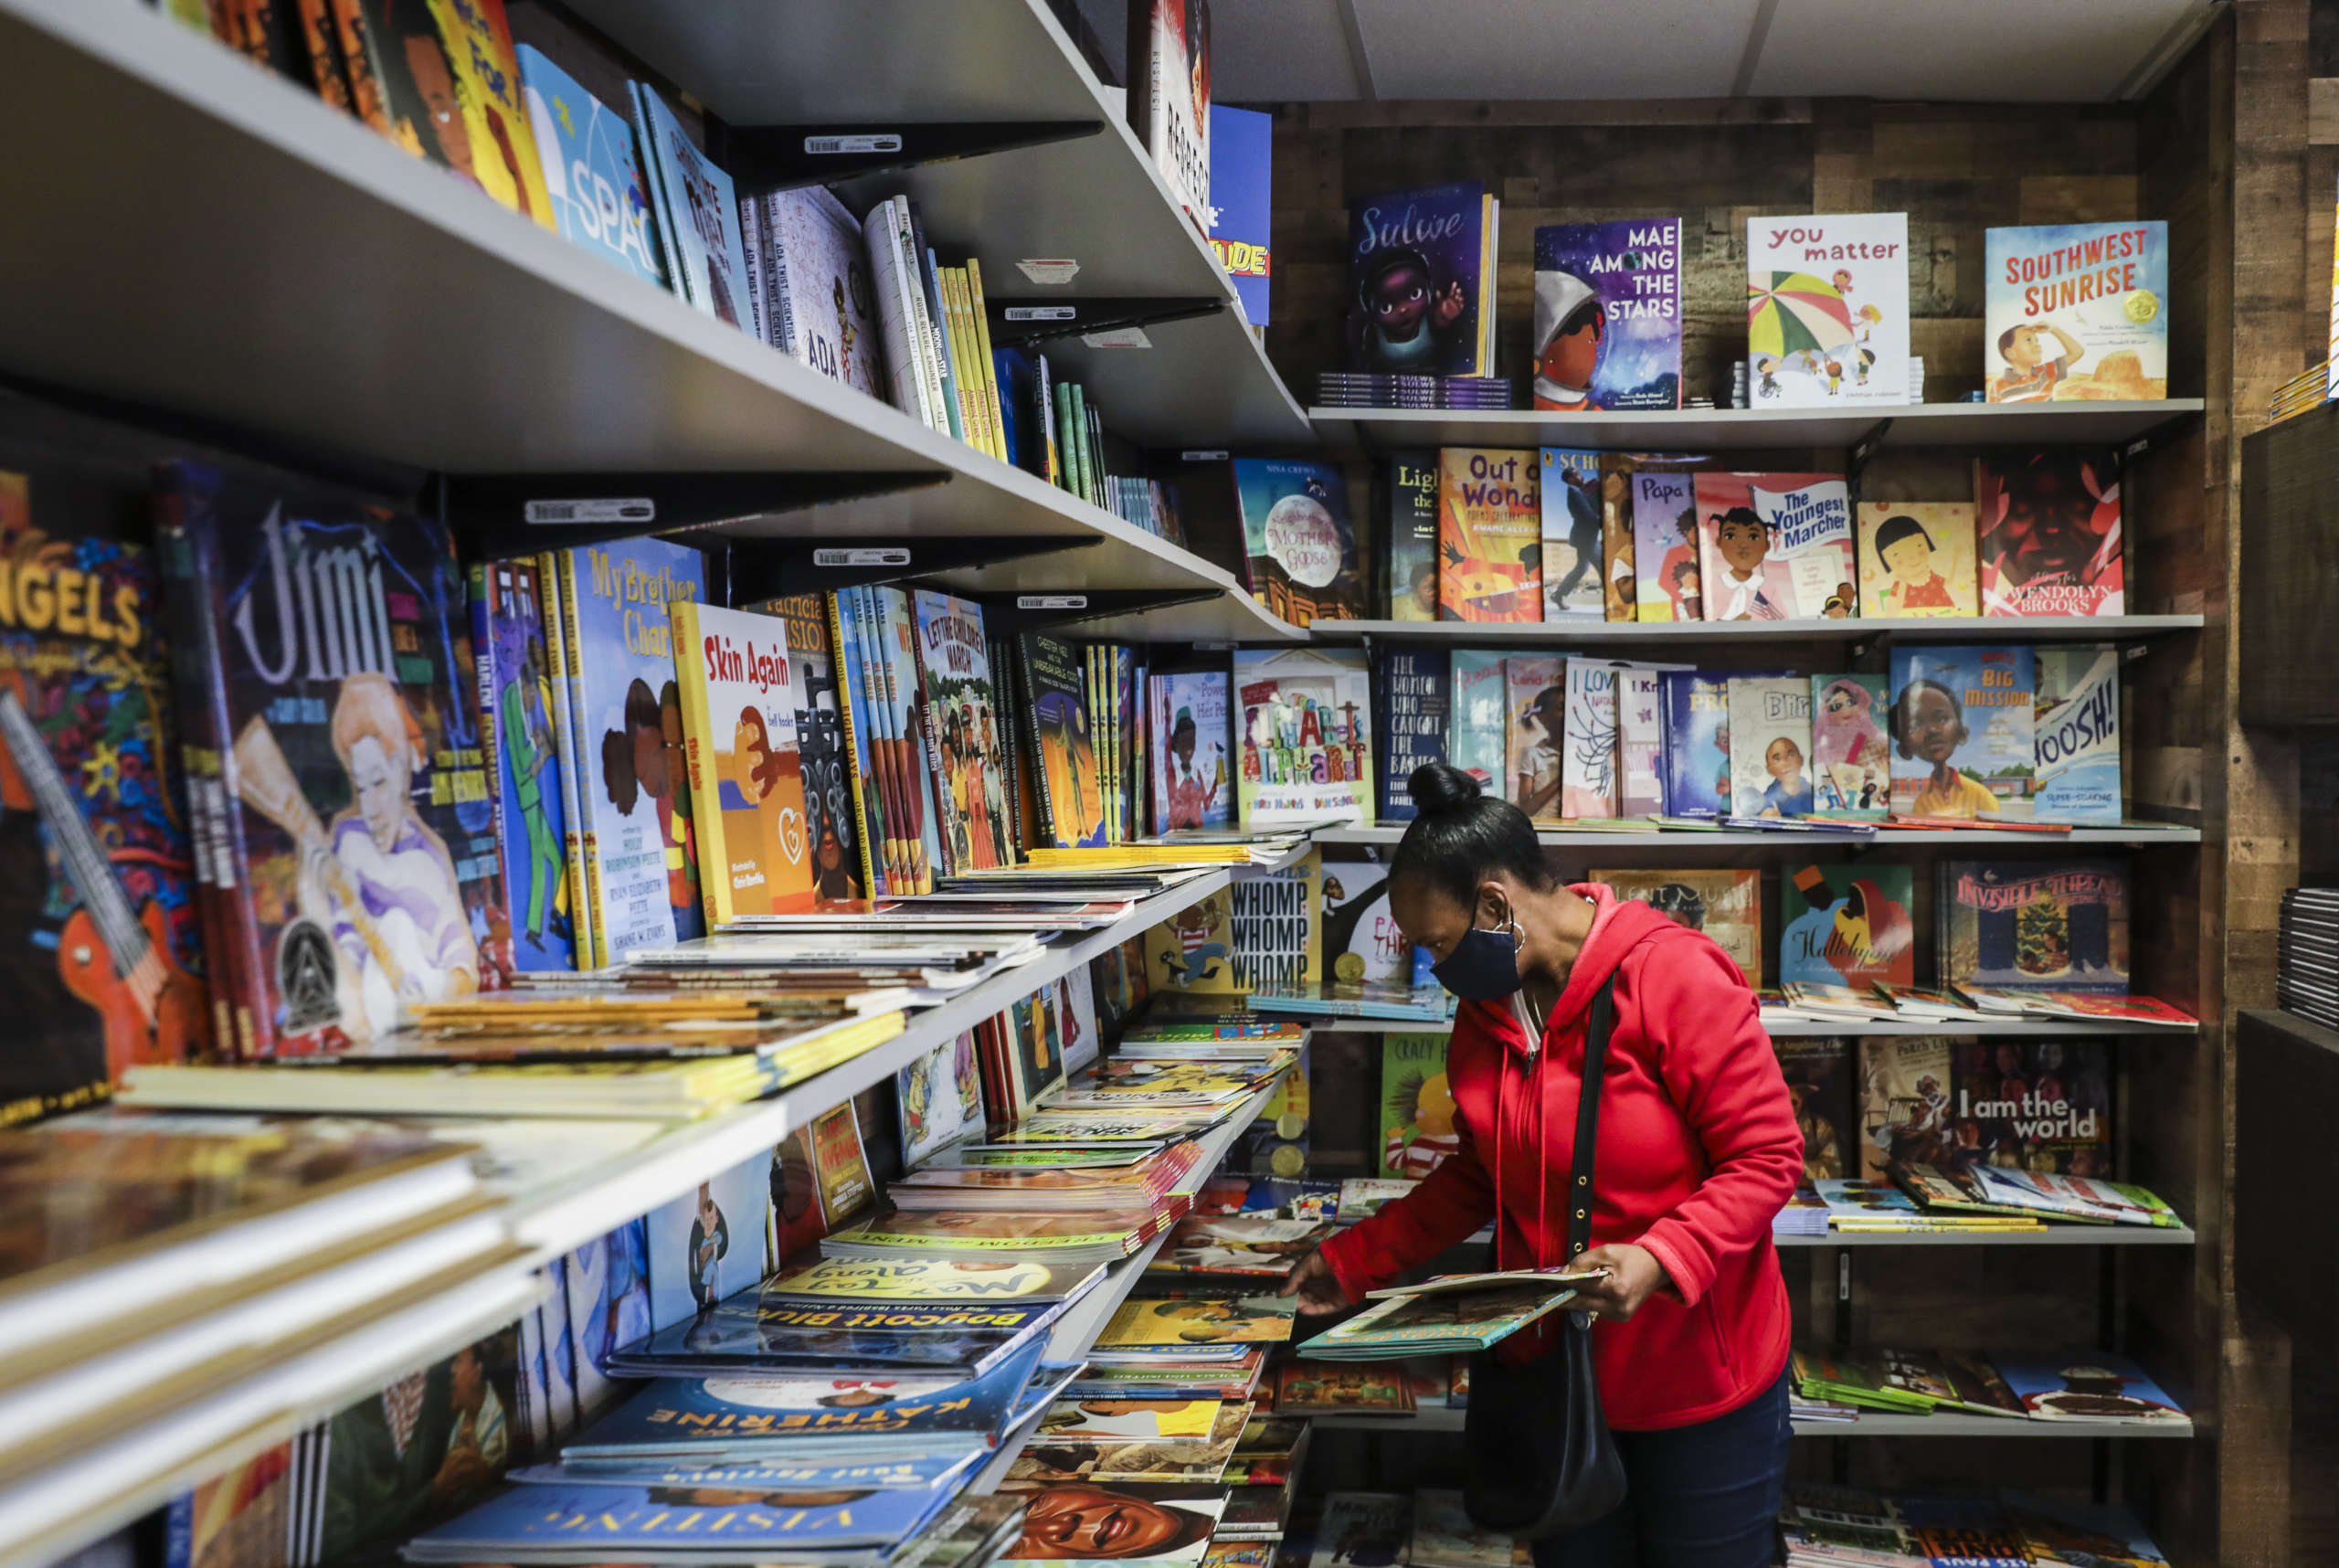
[1461,971,1628,1538]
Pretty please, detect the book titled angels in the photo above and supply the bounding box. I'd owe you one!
[1745,213,1910,408]
[1695,472,1855,621]
[1984,222,2168,402]
[1233,649,1372,829]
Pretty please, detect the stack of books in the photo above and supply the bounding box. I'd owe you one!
[1315,373,1519,409]
[1295,1271,1598,1361]
[1789,1348,2186,1425]
[1781,1488,2170,1567]
[2278,886,2339,1029]
[2268,360,2334,425]
[1791,1166,2181,1234]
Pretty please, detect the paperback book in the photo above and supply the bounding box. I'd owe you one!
[1208,102,1272,325]
[1775,1038,1855,1180]
[1447,652,1508,799]
[1437,449,1540,622]
[1657,671,1731,819]
[1022,634,1105,849]
[669,601,816,924]
[756,186,887,398]
[1745,213,1910,408]
[1949,1039,2112,1175]
[516,45,665,284]
[911,589,1012,874]
[1530,219,1683,411]
[1504,656,1564,821]
[472,558,574,972]
[1324,863,1413,984]
[1984,222,2169,402]
[1887,645,2037,820]
[768,594,863,902]
[1696,472,1855,621]
[1614,665,1668,818]
[1128,0,1212,228]
[630,82,749,329]
[347,0,553,230]
[1385,450,1442,622]
[1856,1034,1956,1181]
[1560,658,1622,819]
[1379,1033,1456,1179]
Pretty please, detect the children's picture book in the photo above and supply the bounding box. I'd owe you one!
[1409,1490,1529,1568]
[1857,503,1977,619]
[1275,1363,1416,1416]
[1096,1297,1296,1348]
[1385,450,1442,622]
[1657,671,1731,819]
[473,559,574,972]
[1376,650,1449,824]
[1022,633,1104,849]
[1809,673,1890,816]
[1151,669,1233,832]
[1696,472,1855,621]
[1974,450,2125,616]
[2033,645,2122,824]
[1233,460,1365,627]
[1346,182,1495,376]
[1939,859,2130,994]
[1989,1352,2186,1424]
[1887,645,2037,820]
[558,537,705,959]
[1538,450,1607,618]
[1531,219,1682,411]
[1144,854,1322,996]
[810,1102,873,1223]
[1727,675,1814,818]
[516,45,664,284]
[1233,650,1373,828]
[767,594,861,902]
[630,82,749,329]
[1379,1033,1456,1179]
[1504,656,1564,821]
[761,186,886,398]
[1598,461,1636,621]
[1437,449,1540,623]
[1630,471,1700,623]
[164,461,508,1056]
[911,590,1012,873]
[1208,102,1272,325]
[1037,1399,1224,1444]
[1561,658,1621,819]
[1774,1038,1854,1181]
[1306,1495,1411,1568]
[1781,864,1916,990]
[1591,868,1763,988]
[1615,666,1667,819]
[669,601,815,924]
[646,1155,770,1330]
[1128,0,1212,228]
[1325,863,1413,985]
[998,1481,1231,1564]
[1447,652,1508,800]
[1745,213,1910,408]
[1984,222,2169,402]
[1856,1034,1955,1181]
[344,0,553,231]
[1950,1040,2113,1176]
[898,1030,986,1167]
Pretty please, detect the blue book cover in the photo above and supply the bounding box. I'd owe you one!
[472,558,573,971]
[1658,671,1731,818]
[1447,652,1508,799]
[1376,650,1449,823]
[1987,1351,2186,1424]
[1530,219,1683,411]
[2033,646,2122,823]
[410,1478,960,1556]
[609,1275,1062,1380]
[516,46,667,286]
[1984,222,2169,403]
[1207,104,1273,327]
[1233,459,1366,626]
[1344,181,1490,375]
[1887,645,2037,821]
[630,82,751,330]
[517,1450,982,1491]
[645,1151,769,1331]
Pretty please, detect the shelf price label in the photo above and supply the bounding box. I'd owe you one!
[524,498,656,524]
[814,547,910,567]
[1018,595,1087,609]
[1004,306,1079,322]
[805,133,902,155]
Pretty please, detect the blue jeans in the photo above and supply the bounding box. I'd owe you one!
[1528,1368,1793,1568]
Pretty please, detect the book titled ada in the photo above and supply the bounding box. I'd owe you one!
[1745,213,1910,408]
[669,601,815,924]
[1233,460,1365,627]
[1985,222,2169,403]
[1696,473,1854,621]
[1233,650,1373,829]
[1531,219,1682,411]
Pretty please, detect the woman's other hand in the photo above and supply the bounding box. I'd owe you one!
[1569,1243,1671,1321]
[1279,1249,1353,1316]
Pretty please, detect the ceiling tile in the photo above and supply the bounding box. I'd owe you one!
[1746,0,2210,101]
[1350,0,1762,101]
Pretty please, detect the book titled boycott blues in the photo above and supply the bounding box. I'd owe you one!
[1376,650,1449,823]
[1531,219,1682,411]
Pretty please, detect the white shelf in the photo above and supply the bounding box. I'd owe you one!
[1306,615,2205,647]
[1313,824,2202,848]
[1307,400,2205,453]
[559,0,1312,450]
[0,0,1300,648]
[1305,1406,2192,1437]
[1305,1018,2198,1038]
[1776,1226,2196,1247]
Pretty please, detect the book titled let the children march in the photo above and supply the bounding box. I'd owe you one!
[1531,219,1682,411]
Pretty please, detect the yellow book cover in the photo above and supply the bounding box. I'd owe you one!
[1095,1297,1297,1348]
[769,1253,1099,1302]
[1437,448,1541,621]
[1037,1398,1224,1442]
[419,0,556,230]
[669,600,817,924]
[1857,503,1979,619]
[1591,867,1765,989]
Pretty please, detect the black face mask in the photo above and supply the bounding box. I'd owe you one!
[1430,899,1525,1001]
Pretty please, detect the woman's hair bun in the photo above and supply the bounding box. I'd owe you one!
[1407,761,1483,816]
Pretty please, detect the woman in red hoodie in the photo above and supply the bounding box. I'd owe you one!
[1285,764,1803,1567]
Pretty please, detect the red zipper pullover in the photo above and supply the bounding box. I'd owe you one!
[1318,883,1802,1430]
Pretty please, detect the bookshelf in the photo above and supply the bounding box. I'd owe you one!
[1306,1406,2195,1438]
[1306,615,2207,647]
[1309,399,2207,455]
[1312,824,2204,848]
[1308,1017,2196,1038]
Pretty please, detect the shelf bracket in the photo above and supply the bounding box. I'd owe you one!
[730,535,1104,604]
[1846,418,1894,481]
[711,121,1104,195]
[977,587,1223,636]
[986,297,1225,348]
[437,471,949,560]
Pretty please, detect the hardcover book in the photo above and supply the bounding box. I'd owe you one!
[1774,1038,1854,1180]
[1856,1034,1955,1181]
[556,537,706,959]
[344,0,554,230]
[1530,219,1683,411]
[1615,666,1667,818]
[1022,634,1105,849]
[1150,669,1233,832]
[646,1155,768,1328]
[1560,658,1621,819]
[409,1479,968,1558]
[762,186,886,398]
[1207,102,1271,325]
[1886,645,2037,820]
[1629,471,1700,623]
[1379,1033,1456,1179]
[1950,1039,2112,1175]
[1989,1352,2186,1424]
[630,81,750,329]
[1233,460,1365,627]
[897,1031,990,1168]
[912,589,1011,874]
[1598,459,1636,620]
[1437,449,1540,622]
[1940,858,2130,994]
[1275,1364,1415,1416]
[1233,649,1373,829]
[163,461,507,1055]
[1696,472,1855,620]
[1385,450,1441,621]
[1657,671,1731,819]
[1538,450,1606,618]
[668,601,815,924]
[1447,652,1508,800]
[1345,182,1495,376]
[1128,0,1212,229]
[997,1481,1230,1564]
[1375,650,1449,824]
[1974,450,2125,616]
[767,594,863,902]
[1984,222,2169,402]
[1745,213,1910,408]
[1781,863,1916,990]
[1503,656,1564,821]
[809,1101,873,1223]
[1726,675,1815,818]
[1809,673,1890,816]
[1591,868,1763,988]
[516,45,665,284]
[1324,862,1413,985]
[472,557,574,970]
[2033,645,2122,824]
[1857,503,1977,618]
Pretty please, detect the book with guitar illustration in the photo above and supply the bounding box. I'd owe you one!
[158,460,509,1056]
[0,446,207,1121]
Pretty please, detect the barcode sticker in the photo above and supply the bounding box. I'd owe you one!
[1180,450,1230,462]
[524,498,655,524]
[1018,595,1086,609]
[1004,306,1078,323]
[814,546,910,567]
[804,132,902,155]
